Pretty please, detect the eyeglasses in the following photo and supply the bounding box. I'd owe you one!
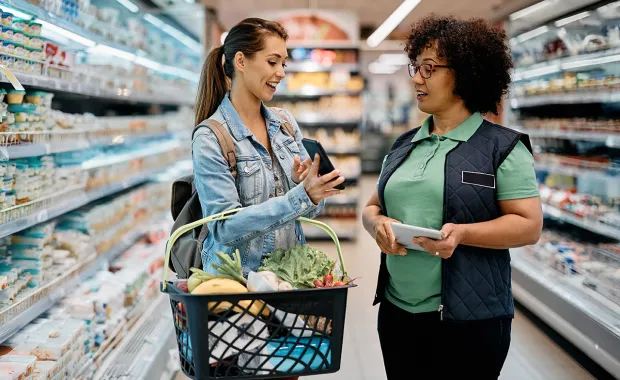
[408,63,452,79]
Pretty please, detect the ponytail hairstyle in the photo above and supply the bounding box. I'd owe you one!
[195,18,289,125]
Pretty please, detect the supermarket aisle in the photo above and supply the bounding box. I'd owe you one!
[306,175,595,380]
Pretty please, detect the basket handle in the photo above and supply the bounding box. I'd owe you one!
[162,208,347,290]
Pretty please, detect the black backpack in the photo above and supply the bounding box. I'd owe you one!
[168,113,295,279]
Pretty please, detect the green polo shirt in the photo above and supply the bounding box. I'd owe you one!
[381,113,539,314]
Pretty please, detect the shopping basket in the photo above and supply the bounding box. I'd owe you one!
[161,208,354,379]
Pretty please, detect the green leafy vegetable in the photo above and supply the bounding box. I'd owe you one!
[259,245,336,289]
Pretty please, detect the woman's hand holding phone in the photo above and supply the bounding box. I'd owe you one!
[373,216,407,256]
[303,154,345,205]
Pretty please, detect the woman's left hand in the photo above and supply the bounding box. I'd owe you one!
[413,223,466,259]
[292,155,312,184]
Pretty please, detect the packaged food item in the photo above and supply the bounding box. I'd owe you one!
[13,43,27,58]
[0,361,28,379]
[4,40,15,55]
[2,176,13,191]
[25,92,46,105]
[7,90,25,104]
[29,37,43,50]
[13,31,25,45]
[0,355,36,376]
[11,19,27,32]
[1,25,13,41]
[33,360,59,379]
[1,12,13,27]
[27,22,41,36]
[5,190,15,207]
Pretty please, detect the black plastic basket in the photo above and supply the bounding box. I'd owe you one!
[161,208,354,379]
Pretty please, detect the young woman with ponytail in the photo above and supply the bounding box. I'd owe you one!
[192,18,344,301]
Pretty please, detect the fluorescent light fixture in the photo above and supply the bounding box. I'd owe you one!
[143,14,165,28]
[38,20,96,47]
[513,65,560,81]
[368,62,399,75]
[561,54,620,70]
[220,31,228,45]
[117,0,139,13]
[509,0,556,21]
[0,5,31,19]
[88,44,136,60]
[367,0,421,48]
[555,11,590,27]
[143,14,201,53]
[515,26,549,44]
[377,53,410,65]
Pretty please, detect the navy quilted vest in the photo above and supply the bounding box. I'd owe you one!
[374,120,532,322]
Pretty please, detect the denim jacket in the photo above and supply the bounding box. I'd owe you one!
[192,93,324,275]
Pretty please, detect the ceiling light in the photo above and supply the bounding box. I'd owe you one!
[509,0,557,21]
[515,26,549,44]
[377,53,409,65]
[38,20,96,47]
[117,0,139,13]
[88,44,136,60]
[367,0,421,48]
[554,11,591,27]
[368,62,399,74]
[143,14,165,28]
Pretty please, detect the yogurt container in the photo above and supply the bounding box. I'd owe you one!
[1,26,13,41]
[2,176,13,191]
[0,164,6,176]
[13,43,27,58]
[7,163,16,177]
[5,190,15,207]
[1,12,13,27]
[7,90,25,104]
[11,19,27,32]
[28,37,43,50]
[13,31,25,44]
[28,22,42,36]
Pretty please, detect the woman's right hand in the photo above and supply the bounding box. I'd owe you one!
[303,154,345,205]
[373,216,407,256]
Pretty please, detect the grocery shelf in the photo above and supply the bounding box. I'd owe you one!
[0,0,199,83]
[286,62,360,73]
[0,167,163,239]
[295,113,361,126]
[511,92,620,108]
[517,128,620,147]
[513,47,620,81]
[0,131,173,160]
[273,89,362,98]
[93,293,174,380]
[511,251,620,377]
[542,204,620,241]
[81,139,180,170]
[535,163,620,181]
[287,41,360,49]
[1,71,195,106]
[0,227,147,344]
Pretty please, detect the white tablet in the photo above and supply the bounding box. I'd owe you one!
[390,222,443,251]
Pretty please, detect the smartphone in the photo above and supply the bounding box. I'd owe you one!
[301,138,345,190]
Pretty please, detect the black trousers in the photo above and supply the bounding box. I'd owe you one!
[377,299,512,380]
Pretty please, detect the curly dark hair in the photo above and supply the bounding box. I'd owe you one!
[405,14,513,115]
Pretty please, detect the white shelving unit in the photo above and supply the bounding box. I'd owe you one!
[541,204,620,241]
[517,128,620,147]
[511,92,620,107]
[511,251,620,378]
[0,0,194,377]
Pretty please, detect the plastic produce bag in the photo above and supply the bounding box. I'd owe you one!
[207,313,269,364]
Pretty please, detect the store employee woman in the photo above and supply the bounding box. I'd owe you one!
[362,15,543,380]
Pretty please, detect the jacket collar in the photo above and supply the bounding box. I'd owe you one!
[218,92,286,141]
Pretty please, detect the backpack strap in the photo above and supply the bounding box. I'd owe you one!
[193,119,238,179]
[270,107,295,138]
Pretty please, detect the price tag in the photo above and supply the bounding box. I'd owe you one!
[0,65,24,90]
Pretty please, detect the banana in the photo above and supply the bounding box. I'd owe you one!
[191,278,248,295]
[209,299,271,319]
